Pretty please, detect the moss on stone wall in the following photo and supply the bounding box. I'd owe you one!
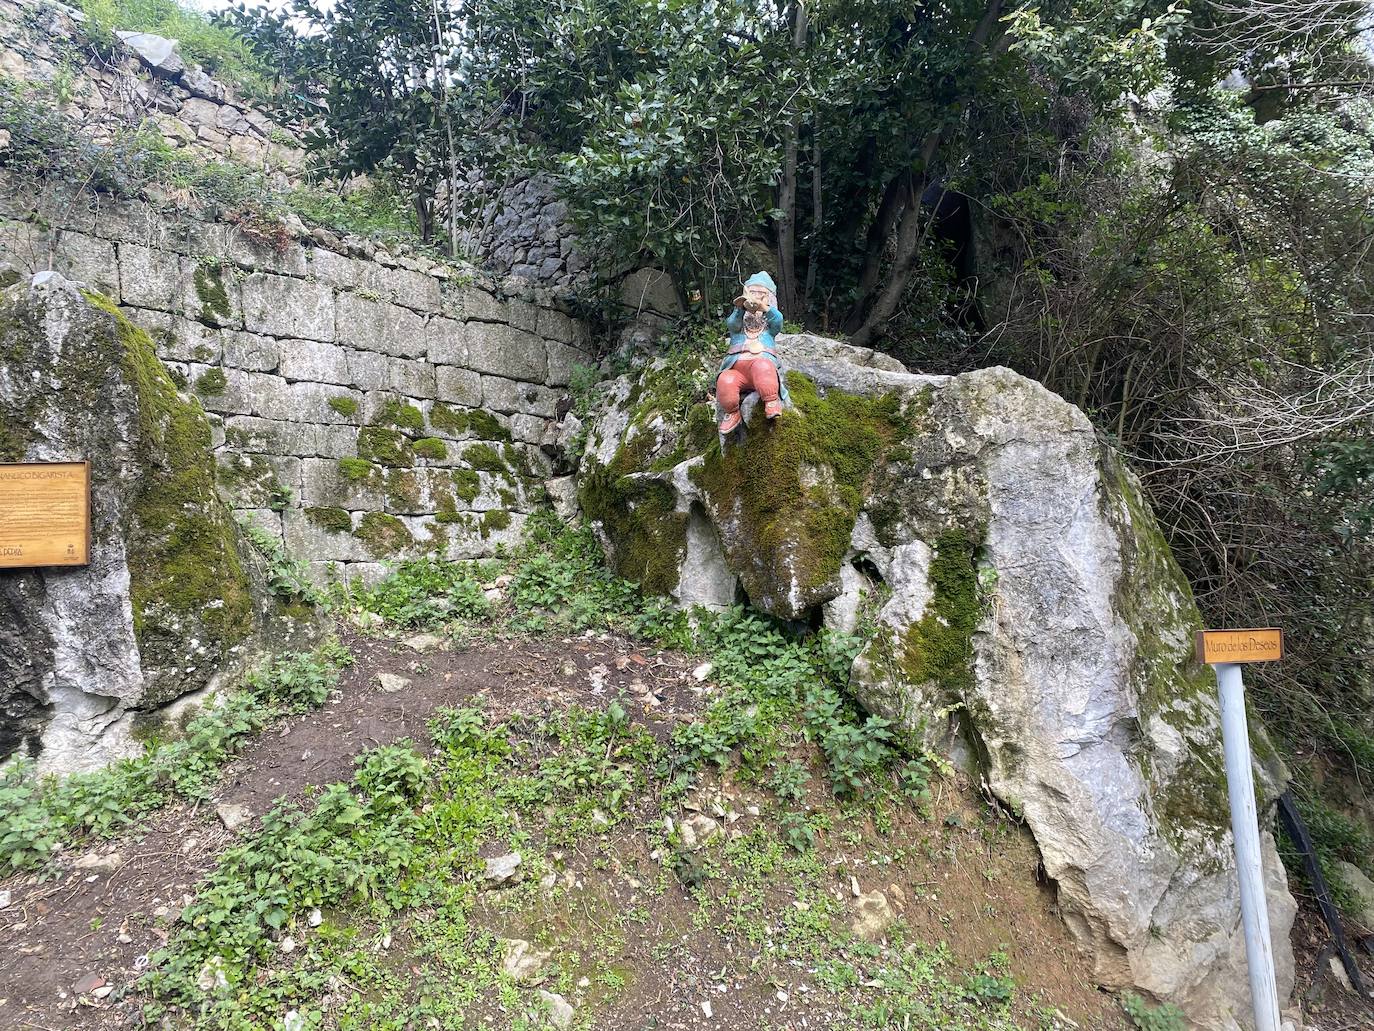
[84,292,255,683]
[357,426,413,467]
[338,457,376,483]
[379,398,425,432]
[468,410,511,441]
[193,259,231,321]
[306,505,352,533]
[452,467,480,503]
[480,509,511,537]
[429,404,511,442]
[413,437,448,461]
[463,443,509,474]
[328,395,360,417]
[435,492,465,524]
[385,469,421,509]
[194,366,227,396]
[428,403,467,433]
[354,511,413,557]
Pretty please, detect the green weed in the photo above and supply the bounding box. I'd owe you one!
[344,555,490,629]
[0,643,350,874]
[1122,991,1188,1031]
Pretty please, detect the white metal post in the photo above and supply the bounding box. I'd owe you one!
[1213,661,1282,1031]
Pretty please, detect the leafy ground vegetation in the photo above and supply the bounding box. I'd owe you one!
[0,515,1164,1031]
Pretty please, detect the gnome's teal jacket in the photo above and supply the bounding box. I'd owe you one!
[719,272,789,403]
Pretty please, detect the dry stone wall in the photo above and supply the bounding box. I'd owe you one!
[0,0,304,173]
[462,172,590,292]
[0,187,595,585]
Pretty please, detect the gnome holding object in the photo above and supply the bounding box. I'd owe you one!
[716,271,789,434]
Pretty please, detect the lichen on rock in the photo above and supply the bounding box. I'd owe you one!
[86,291,256,704]
[0,274,296,771]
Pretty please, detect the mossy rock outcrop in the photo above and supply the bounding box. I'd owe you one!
[577,332,1296,1029]
[0,273,303,772]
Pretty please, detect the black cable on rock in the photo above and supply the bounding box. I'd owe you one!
[1277,789,1369,997]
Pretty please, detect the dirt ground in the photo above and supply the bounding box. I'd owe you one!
[2,627,1361,1030]
[1288,896,1374,1031]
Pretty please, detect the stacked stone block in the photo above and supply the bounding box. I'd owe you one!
[0,193,595,586]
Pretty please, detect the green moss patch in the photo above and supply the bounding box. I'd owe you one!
[690,372,906,614]
[378,398,425,432]
[428,403,468,433]
[429,405,511,442]
[357,426,413,468]
[84,292,255,686]
[193,259,231,321]
[579,436,688,596]
[435,493,468,524]
[385,469,421,509]
[305,506,352,533]
[354,512,413,558]
[413,437,448,461]
[468,410,511,441]
[452,468,481,503]
[479,509,511,537]
[194,366,228,396]
[463,443,508,474]
[899,530,981,697]
[338,457,377,483]
[328,396,360,417]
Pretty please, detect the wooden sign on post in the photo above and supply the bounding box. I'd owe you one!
[1195,626,1286,1031]
[0,461,91,568]
[1194,628,1284,665]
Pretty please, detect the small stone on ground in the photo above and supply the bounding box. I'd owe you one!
[483,852,522,885]
[501,938,551,983]
[374,672,411,694]
[403,633,446,653]
[850,890,895,941]
[216,802,251,831]
[538,990,575,1029]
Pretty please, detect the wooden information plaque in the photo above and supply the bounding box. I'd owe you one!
[1194,628,1284,665]
[0,461,91,568]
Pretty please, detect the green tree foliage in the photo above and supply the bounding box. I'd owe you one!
[220,0,463,247]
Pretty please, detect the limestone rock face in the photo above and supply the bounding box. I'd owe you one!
[577,333,1297,1029]
[0,274,286,771]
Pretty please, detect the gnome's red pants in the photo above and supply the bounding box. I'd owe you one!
[715,358,780,414]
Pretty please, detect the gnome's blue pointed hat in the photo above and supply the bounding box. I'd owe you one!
[744,271,777,294]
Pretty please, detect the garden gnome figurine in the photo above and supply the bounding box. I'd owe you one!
[716,271,788,434]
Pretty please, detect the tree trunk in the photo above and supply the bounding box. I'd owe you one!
[804,134,821,310]
[776,0,808,318]
[842,174,909,333]
[847,0,1008,347]
[848,170,931,347]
